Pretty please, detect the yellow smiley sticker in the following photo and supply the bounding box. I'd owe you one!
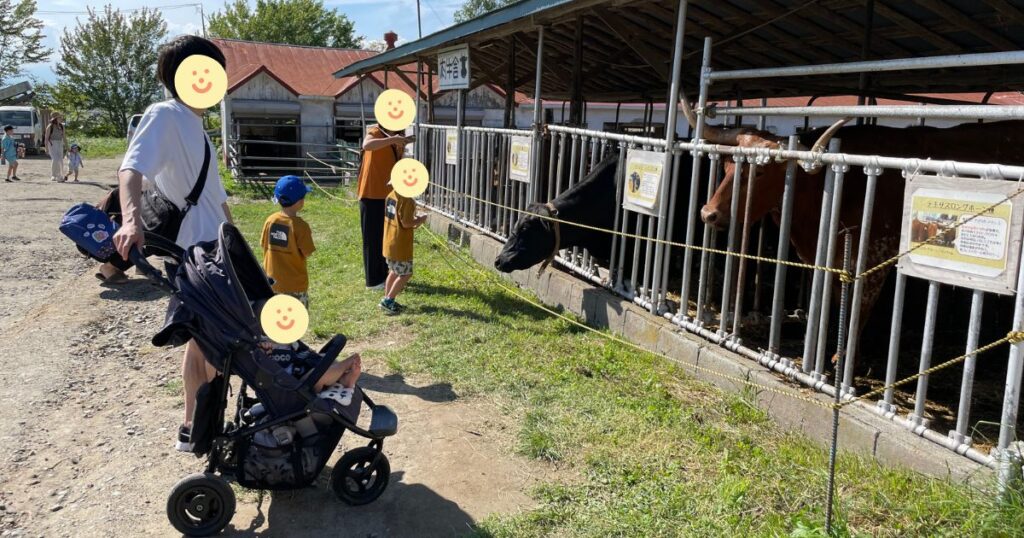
[389,157,430,198]
[260,294,309,345]
[374,89,416,131]
[174,55,228,109]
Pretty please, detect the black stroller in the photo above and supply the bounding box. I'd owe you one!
[131,223,398,536]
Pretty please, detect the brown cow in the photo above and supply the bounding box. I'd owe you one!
[690,100,1024,372]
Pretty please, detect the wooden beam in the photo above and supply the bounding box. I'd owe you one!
[872,3,961,53]
[594,7,670,81]
[388,66,428,102]
[983,0,1024,27]
[569,14,584,125]
[914,0,1017,50]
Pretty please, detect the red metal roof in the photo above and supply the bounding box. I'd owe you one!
[213,38,529,104]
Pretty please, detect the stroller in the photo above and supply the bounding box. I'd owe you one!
[130,223,398,536]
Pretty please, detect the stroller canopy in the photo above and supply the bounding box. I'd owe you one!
[154,223,276,368]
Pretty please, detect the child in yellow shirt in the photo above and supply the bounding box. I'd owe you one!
[379,187,427,315]
[261,175,315,307]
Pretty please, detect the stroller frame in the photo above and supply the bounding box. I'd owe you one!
[132,226,397,537]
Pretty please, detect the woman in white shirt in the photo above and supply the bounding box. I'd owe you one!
[112,35,232,453]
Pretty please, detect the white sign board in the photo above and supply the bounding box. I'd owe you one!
[444,129,458,165]
[898,174,1024,295]
[509,136,532,182]
[622,149,665,216]
[437,44,470,90]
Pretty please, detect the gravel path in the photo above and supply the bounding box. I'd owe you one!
[0,156,539,537]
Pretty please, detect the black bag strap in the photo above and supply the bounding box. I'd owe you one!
[182,135,211,214]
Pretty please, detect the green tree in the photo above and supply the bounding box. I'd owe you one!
[56,6,167,137]
[209,0,359,48]
[453,0,515,23]
[0,0,50,87]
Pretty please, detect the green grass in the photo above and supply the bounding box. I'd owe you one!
[73,136,128,159]
[231,193,1024,537]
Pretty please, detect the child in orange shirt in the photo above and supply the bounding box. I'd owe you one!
[261,175,316,307]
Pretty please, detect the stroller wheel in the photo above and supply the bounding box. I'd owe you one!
[166,473,236,537]
[331,447,391,505]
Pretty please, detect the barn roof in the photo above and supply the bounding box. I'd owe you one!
[333,0,1024,102]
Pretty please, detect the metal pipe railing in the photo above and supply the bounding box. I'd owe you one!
[710,105,1024,121]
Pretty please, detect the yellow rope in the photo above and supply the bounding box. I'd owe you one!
[303,171,357,205]
[422,225,841,411]
[838,331,1023,408]
[429,182,852,278]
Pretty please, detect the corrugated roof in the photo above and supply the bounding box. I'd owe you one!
[333,0,1024,102]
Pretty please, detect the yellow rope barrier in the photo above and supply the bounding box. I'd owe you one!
[421,224,841,411]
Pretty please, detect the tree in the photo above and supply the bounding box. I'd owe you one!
[56,6,167,137]
[32,82,119,137]
[453,0,515,23]
[0,0,50,87]
[209,0,359,48]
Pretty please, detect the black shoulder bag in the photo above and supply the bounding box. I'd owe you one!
[137,137,211,242]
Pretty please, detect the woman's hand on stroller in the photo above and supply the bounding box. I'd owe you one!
[114,221,144,260]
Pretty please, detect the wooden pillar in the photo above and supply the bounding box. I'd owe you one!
[427,63,435,123]
[504,37,517,128]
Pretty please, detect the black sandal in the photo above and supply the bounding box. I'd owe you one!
[95,271,129,285]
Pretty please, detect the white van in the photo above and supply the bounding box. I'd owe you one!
[0,106,43,154]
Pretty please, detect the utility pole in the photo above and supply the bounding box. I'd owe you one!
[199,3,207,38]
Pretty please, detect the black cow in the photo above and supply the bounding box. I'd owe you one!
[494,153,621,272]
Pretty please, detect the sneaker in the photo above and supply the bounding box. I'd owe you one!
[11,176,19,181]
[3,178,9,183]
[393,301,407,311]
[379,298,399,316]
[366,282,385,291]
[175,424,194,452]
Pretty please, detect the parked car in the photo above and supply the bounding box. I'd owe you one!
[127,114,143,142]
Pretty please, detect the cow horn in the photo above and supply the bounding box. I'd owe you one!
[798,117,852,173]
[679,92,734,145]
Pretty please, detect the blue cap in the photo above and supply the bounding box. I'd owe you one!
[273,175,312,206]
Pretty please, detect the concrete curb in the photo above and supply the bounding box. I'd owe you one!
[429,213,989,482]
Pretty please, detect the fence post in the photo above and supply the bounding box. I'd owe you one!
[650,0,688,314]
[997,241,1024,498]
[530,25,546,204]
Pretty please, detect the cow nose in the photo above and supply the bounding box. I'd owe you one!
[700,205,719,225]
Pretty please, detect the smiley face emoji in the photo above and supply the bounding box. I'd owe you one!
[389,158,430,198]
[374,89,416,132]
[260,294,309,345]
[174,55,228,109]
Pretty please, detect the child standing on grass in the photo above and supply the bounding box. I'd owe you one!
[261,175,316,307]
[379,185,427,315]
[1,125,20,182]
[65,143,84,182]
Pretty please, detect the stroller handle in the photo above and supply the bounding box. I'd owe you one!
[128,232,185,295]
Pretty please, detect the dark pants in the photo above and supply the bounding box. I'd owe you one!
[359,198,387,287]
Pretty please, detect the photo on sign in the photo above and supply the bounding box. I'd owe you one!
[621,149,664,216]
[898,174,1024,295]
[444,129,458,165]
[509,135,531,182]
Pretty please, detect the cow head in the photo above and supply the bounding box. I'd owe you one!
[681,97,848,230]
[494,203,559,272]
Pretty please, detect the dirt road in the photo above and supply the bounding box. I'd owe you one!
[0,157,539,537]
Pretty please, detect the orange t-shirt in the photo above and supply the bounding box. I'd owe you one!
[260,212,316,293]
[357,126,399,200]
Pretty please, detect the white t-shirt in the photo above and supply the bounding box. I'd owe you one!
[120,99,228,249]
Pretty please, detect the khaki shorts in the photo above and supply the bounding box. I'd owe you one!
[386,259,413,277]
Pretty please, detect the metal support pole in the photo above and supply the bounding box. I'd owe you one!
[650,0,688,314]
[732,161,759,338]
[719,156,744,335]
[358,76,367,137]
[455,89,466,216]
[802,139,840,372]
[767,136,800,357]
[531,26,546,203]
[878,272,906,415]
[855,0,875,126]
[679,36,713,322]
[825,232,853,537]
[997,239,1024,495]
[814,163,848,377]
[908,281,941,431]
[842,166,880,393]
[951,290,984,448]
[415,60,423,160]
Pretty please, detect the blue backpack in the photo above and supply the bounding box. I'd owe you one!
[59,203,119,262]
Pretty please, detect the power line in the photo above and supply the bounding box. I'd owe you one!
[419,0,446,27]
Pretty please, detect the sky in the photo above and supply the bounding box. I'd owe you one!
[23,0,463,83]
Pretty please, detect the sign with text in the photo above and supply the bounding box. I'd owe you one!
[898,174,1024,295]
[622,149,665,216]
[509,136,532,182]
[437,44,470,90]
[444,129,458,165]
